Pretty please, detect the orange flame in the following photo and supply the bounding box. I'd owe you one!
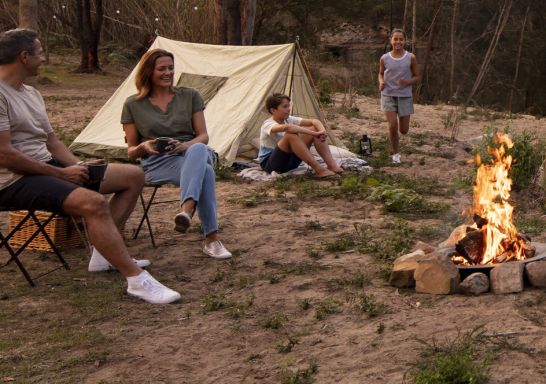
[472,133,525,264]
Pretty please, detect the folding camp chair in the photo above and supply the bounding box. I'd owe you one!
[0,208,70,286]
[132,184,179,248]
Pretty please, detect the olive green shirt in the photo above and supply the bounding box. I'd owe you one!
[121,87,205,143]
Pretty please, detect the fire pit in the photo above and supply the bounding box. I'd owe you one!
[389,133,546,295]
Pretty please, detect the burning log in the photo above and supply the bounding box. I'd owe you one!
[455,228,484,264]
[472,213,488,229]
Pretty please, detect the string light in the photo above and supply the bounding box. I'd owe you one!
[116,9,120,14]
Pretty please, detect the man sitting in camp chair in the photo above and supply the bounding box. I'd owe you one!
[0,28,180,304]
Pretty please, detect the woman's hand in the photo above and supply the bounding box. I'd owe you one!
[140,139,159,156]
[379,80,385,91]
[168,140,190,154]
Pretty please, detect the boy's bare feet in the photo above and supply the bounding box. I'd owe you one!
[315,168,337,178]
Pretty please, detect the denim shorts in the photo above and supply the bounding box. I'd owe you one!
[381,95,414,117]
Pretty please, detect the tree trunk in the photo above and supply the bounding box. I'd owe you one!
[18,0,39,31]
[402,0,409,32]
[415,1,441,102]
[508,0,531,113]
[466,0,512,104]
[75,0,103,73]
[214,0,227,44]
[225,0,242,45]
[240,0,256,45]
[411,0,417,53]
[449,0,460,99]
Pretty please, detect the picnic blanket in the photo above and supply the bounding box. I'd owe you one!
[238,156,372,181]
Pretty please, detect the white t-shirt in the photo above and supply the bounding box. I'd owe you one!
[257,115,302,163]
[0,80,53,190]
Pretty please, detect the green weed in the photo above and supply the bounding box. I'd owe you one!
[315,298,342,320]
[281,362,319,384]
[322,236,354,252]
[350,293,389,318]
[260,312,287,330]
[409,329,491,384]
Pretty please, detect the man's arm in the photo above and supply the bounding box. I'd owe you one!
[0,130,88,185]
[46,133,80,166]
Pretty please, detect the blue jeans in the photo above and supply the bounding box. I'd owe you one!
[140,143,218,236]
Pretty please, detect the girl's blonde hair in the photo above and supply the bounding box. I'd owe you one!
[134,49,174,100]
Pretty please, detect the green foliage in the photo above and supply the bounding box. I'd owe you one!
[475,127,546,190]
[369,185,449,215]
[277,337,299,353]
[299,298,312,311]
[322,236,354,252]
[317,79,334,105]
[281,362,319,384]
[350,293,389,318]
[355,220,417,264]
[260,312,287,330]
[410,329,491,384]
[315,298,342,320]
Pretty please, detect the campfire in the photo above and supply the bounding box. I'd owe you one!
[451,133,535,266]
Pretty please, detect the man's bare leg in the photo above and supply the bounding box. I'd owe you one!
[99,164,144,229]
[62,187,141,277]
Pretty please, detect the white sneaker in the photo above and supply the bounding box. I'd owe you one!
[174,212,192,233]
[127,271,181,304]
[392,153,401,164]
[203,240,232,259]
[88,247,151,272]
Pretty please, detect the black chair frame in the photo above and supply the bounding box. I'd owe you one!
[132,184,178,248]
[0,210,69,286]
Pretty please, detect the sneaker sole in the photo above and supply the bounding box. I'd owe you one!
[127,291,182,304]
[174,213,192,233]
[202,249,232,259]
[88,258,151,272]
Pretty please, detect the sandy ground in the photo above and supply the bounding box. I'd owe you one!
[1,60,546,383]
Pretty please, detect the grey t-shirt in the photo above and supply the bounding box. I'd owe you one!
[0,80,53,190]
[380,51,413,97]
[121,87,205,143]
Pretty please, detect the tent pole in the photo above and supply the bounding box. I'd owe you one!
[288,35,299,100]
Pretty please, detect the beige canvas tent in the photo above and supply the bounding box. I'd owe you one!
[70,36,345,164]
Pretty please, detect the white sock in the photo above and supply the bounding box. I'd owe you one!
[126,271,148,284]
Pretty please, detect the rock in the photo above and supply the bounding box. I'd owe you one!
[490,262,524,294]
[438,247,457,258]
[412,241,437,254]
[525,260,546,288]
[389,250,425,288]
[533,242,546,258]
[438,224,467,249]
[460,273,489,295]
[414,258,460,294]
[390,250,450,288]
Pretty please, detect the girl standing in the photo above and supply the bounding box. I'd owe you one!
[378,29,420,164]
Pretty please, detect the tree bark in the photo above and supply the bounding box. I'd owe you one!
[18,0,39,31]
[411,0,417,53]
[214,0,227,44]
[508,0,532,112]
[75,0,103,73]
[240,0,256,45]
[402,0,409,32]
[214,0,255,46]
[449,0,460,98]
[466,0,512,104]
[415,1,441,102]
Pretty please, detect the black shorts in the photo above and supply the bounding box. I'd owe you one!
[0,161,104,213]
[260,146,302,174]
[0,176,79,213]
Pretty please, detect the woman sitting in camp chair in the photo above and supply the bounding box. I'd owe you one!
[121,48,231,259]
[258,93,343,177]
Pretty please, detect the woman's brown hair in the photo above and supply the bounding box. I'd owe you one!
[134,49,174,100]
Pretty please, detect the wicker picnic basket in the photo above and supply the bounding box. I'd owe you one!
[8,210,85,252]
